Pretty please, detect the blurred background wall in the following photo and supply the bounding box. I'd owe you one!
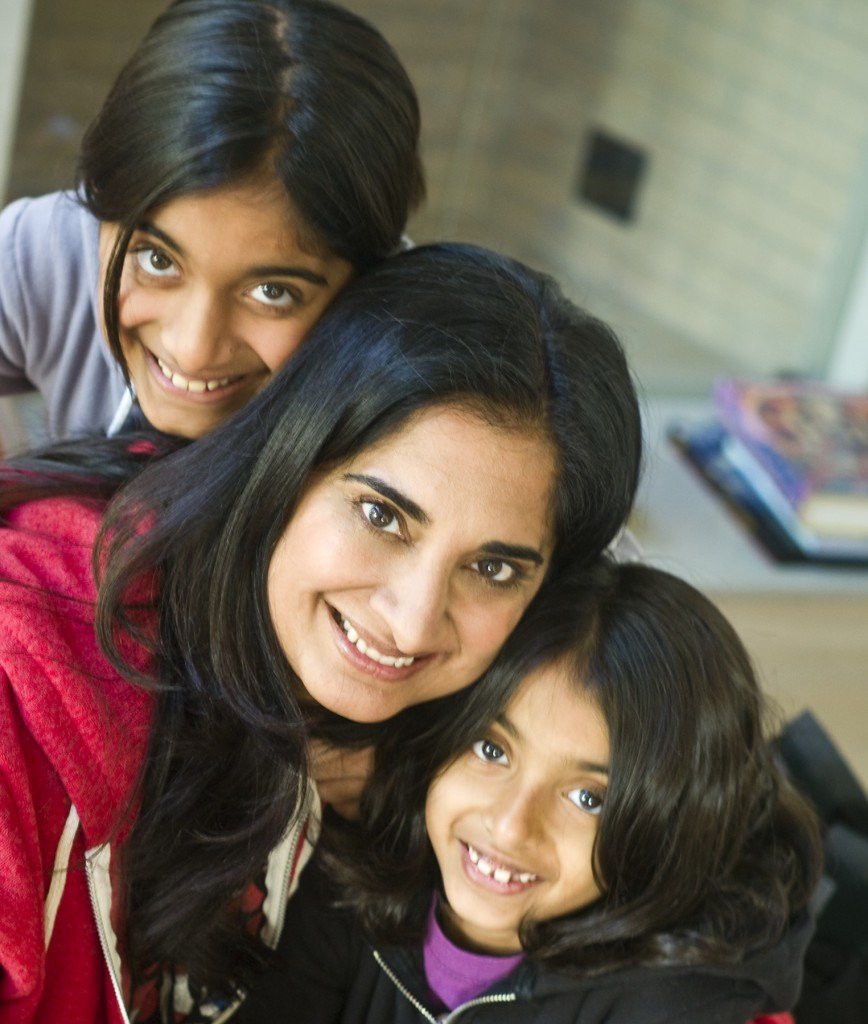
[4,0,868,396]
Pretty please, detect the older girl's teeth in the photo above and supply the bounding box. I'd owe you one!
[339,616,414,667]
[156,357,230,392]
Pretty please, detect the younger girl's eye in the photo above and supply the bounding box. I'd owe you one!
[568,787,605,815]
[360,500,401,536]
[471,738,509,765]
[249,282,295,309]
[470,558,518,585]
[133,247,178,278]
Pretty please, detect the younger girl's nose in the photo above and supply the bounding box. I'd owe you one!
[485,784,543,850]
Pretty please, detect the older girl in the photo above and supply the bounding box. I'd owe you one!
[0,244,640,1022]
[241,560,821,1023]
[0,0,423,442]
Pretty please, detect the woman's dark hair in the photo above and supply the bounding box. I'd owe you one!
[327,559,822,973]
[1,244,640,990]
[78,0,425,376]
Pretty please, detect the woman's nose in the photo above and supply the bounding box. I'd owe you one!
[369,556,453,655]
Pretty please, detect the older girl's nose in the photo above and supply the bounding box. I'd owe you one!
[163,290,232,375]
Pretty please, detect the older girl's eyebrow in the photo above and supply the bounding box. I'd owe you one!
[343,474,429,524]
[136,221,330,285]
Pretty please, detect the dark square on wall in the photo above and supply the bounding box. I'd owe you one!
[576,128,648,222]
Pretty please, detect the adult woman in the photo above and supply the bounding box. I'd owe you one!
[0,244,641,1022]
[0,0,424,442]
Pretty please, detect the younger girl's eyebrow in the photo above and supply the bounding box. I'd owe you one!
[136,221,329,285]
[493,712,608,774]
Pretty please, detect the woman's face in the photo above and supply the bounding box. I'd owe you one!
[426,661,609,953]
[267,406,558,723]
[99,175,354,439]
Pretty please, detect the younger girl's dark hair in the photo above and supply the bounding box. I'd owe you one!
[1,243,640,990]
[78,0,425,376]
[327,559,822,973]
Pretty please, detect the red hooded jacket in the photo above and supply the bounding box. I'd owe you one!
[0,498,316,1024]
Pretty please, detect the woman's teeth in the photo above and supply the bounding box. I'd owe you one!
[157,357,231,393]
[339,615,415,668]
[467,844,537,885]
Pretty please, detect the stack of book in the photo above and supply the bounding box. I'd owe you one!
[668,377,868,566]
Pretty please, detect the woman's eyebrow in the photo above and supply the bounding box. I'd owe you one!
[136,221,329,285]
[344,474,429,524]
[479,540,544,567]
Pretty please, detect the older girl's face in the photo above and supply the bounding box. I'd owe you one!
[267,406,558,723]
[99,175,354,439]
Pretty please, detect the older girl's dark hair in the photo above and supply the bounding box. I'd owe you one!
[330,560,822,973]
[2,244,639,990]
[78,0,425,377]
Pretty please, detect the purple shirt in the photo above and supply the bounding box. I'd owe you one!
[422,898,523,1011]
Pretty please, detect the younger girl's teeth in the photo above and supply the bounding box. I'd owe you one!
[339,616,414,668]
[466,844,538,885]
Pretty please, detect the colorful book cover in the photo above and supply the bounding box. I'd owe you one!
[712,378,868,539]
[668,419,868,564]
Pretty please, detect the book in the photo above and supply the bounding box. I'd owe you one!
[712,378,868,540]
[668,419,868,566]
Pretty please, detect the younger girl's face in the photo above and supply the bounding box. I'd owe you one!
[425,662,609,953]
[99,175,354,439]
[267,405,557,723]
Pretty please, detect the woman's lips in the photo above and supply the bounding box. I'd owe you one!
[327,606,432,680]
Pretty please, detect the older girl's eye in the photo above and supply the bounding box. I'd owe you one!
[133,247,178,278]
[360,500,401,536]
[471,558,517,585]
[250,282,295,309]
[471,739,509,765]
[568,787,604,815]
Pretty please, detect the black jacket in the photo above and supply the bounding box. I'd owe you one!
[237,857,814,1024]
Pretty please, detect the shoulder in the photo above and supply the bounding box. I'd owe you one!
[0,190,97,253]
[0,190,101,324]
[0,495,104,595]
[0,496,153,840]
[522,961,771,1024]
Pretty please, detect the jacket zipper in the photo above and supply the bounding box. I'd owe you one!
[373,950,517,1022]
[208,794,313,1024]
[85,845,133,1024]
[83,793,311,1024]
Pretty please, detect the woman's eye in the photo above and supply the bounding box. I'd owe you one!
[249,282,295,309]
[471,558,517,585]
[360,500,401,535]
[568,787,604,815]
[133,247,178,278]
[471,739,509,765]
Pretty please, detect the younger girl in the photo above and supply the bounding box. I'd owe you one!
[239,560,822,1023]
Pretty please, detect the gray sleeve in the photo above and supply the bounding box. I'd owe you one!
[0,191,128,442]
